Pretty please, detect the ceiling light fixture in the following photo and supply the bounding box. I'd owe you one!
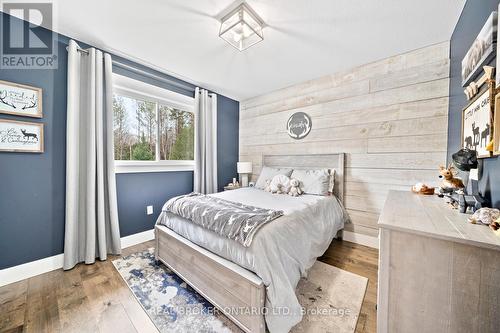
[219,2,265,51]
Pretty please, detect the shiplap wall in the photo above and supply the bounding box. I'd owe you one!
[239,42,450,237]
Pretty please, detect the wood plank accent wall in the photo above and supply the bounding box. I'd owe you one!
[239,42,450,237]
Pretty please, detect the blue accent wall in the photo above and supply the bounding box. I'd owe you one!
[217,96,240,192]
[116,172,194,236]
[0,24,68,270]
[0,12,239,269]
[448,0,500,208]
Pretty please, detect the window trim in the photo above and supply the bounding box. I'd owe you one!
[112,74,195,174]
[115,160,195,174]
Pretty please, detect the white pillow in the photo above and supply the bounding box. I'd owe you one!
[291,168,331,195]
[255,167,293,189]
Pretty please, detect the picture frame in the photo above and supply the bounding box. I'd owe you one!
[462,11,497,87]
[497,4,500,88]
[494,93,500,155]
[0,119,44,153]
[461,85,494,159]
[0,80,43,118]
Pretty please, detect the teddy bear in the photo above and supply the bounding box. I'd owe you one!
[288,178,303,197]
[270,180,282,194]
[270,183,282,194]
[264,179,272,193]
[270,174,291,194]
[438,164,465,190]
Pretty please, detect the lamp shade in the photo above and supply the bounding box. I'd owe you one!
[237,162,252,173]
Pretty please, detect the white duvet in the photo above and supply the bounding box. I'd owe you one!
[156,187,348,333]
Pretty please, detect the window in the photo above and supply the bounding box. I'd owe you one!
[113,96,157,161]
[112,75,195,173]
[158,105,194,161]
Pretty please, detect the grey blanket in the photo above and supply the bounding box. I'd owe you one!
[162,192,283,246]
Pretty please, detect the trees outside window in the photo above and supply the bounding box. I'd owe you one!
[159,105,194,161]
[113,94,194,162]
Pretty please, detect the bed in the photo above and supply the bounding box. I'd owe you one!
[154,154,347,333]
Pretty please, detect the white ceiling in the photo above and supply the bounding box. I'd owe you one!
[50,0,465,101]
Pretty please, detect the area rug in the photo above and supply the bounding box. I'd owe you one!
[112,248,367,333]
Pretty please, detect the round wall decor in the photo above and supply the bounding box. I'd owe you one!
[286,112,312,139]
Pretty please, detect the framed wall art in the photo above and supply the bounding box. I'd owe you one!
[0,80,43,118]
[494,93,500,155]
[496,4,500,88]
[462,11,497,87]
[462,88,493,158]
[286,112,312,140]
[0,119,44,153]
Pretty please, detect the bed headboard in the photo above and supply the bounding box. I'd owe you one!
[262,153,345,202]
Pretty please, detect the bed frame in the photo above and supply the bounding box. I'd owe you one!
[155,153,345,333]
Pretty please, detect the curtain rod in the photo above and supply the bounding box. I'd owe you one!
[66,45,196,93]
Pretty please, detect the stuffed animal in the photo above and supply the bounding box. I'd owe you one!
[439,164,465,190]
[270,174,291,194]
[411,182,434,195]
[264,179,272,193]
[490,216,500,234]
[288,178,303,197]
[468,207,500,226]
[270,182,282,194]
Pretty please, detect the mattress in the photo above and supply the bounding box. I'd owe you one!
[156,187,347,333]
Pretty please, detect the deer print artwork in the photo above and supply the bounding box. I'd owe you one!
[462,90,492,157]
[21,129,38,141]
[0,120,43,152]
[472,122,480,150]
[481,123,490,147]
[464,135,473,149]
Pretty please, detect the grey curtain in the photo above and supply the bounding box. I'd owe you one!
[63,39,121,270]
[194,87,218,194]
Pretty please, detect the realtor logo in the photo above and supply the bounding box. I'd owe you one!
[1,1,58,69]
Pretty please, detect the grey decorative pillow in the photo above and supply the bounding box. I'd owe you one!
[291,168,331,195]
[255,167,293,189]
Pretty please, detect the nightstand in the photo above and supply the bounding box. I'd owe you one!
[224,185,241,191]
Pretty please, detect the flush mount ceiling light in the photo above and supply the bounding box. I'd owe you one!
[219,2,265,51]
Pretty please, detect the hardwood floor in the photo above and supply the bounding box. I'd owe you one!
[0,239,378,333]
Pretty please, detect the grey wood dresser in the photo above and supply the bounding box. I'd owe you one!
[377,190,500,333]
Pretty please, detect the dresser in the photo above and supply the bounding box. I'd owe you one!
[377,191,500,333]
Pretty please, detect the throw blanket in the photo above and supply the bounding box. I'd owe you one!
[162,193,284,247]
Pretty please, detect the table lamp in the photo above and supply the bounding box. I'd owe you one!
[237,162,252,187]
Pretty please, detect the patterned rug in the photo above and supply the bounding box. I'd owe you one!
[113,248,367,333]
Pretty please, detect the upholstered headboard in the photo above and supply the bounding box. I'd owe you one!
[262,153,345,202]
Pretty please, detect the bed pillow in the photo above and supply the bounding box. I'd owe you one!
[255,167,293,189]
[291,168,331,195]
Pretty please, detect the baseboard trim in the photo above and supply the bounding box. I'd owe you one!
[342,230,379,249]
[0,253,65,288]
[121,229,155,249]
[0,229,155,287]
